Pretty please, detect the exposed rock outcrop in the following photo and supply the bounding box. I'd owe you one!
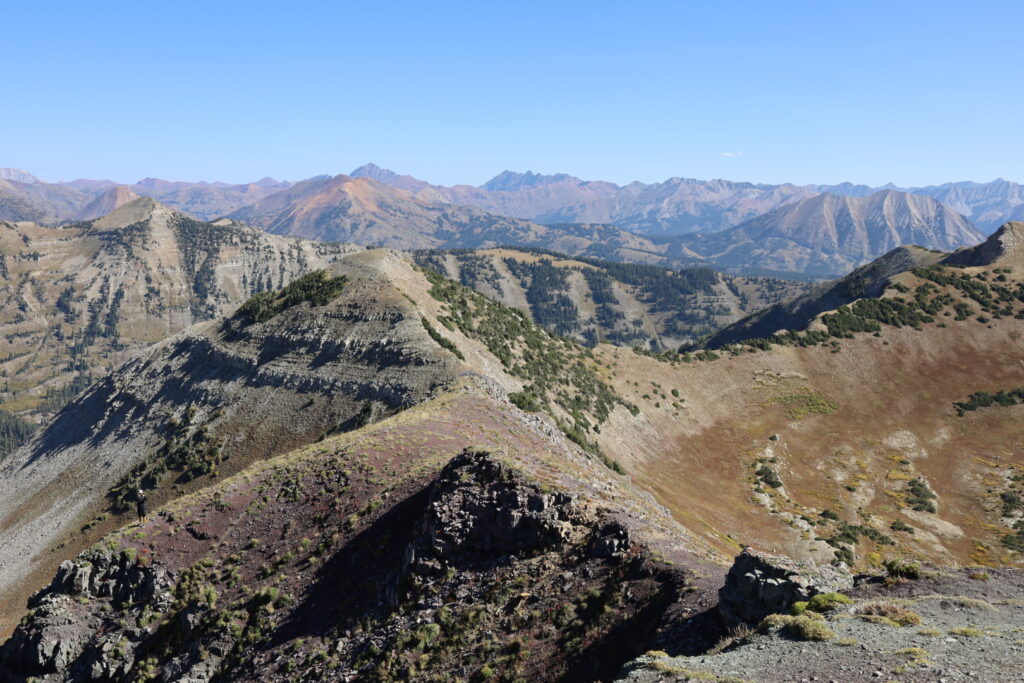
[0,548,174,680]
[717,548,853,627]
[408,450,584,574]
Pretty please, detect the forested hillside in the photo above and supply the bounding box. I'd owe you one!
[414,248,806,349]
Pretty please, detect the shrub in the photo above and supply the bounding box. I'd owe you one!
[421,317,465,360]
[890,520,914,534]
[884,559,922,580]
[756,465,783,488]
[905,478,937,513]
[1000,491,1023,516]
[806,592,853,613]
[508,391,541,412]
[855,601,922,626]
[757,614,834,641]
[237,270,347,324]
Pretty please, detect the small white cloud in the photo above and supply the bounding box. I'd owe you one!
[721,152,744,157]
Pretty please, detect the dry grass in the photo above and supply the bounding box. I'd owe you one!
[949,627,985,637]
[855,600,922,627]
[597,284,1024,569]
[706,623,753,655]
[907,594,995,611]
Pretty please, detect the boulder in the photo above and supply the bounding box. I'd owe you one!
[717,547,852,627]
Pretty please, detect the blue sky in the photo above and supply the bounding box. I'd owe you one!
[3,1,1022,187]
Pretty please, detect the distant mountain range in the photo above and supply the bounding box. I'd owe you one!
[0,171,293,223]
[673,190,983,276]
[224,173,692,262]
[0,165,1018,276]
[351,163,1024,235]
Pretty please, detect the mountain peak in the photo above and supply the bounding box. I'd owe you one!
[480,170,582,192]
[350,162,390,179]
[349,163,428,192]
[73,185,142,221]
[90,195,179,230]
[0,168,40,184]
[943,220,1024,267]
[252,176,287,188]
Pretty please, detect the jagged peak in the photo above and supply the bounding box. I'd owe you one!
[480,170,582,192]
[350,164,430,192]
[350,162,391,178]
[943,220,1024,267]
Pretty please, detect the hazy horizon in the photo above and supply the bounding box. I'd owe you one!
[4,1,1023,188]
[6,162,1022,192]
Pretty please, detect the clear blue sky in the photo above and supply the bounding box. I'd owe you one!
[4,1,1022,187]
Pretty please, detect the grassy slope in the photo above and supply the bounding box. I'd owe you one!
[594,261,1024,570]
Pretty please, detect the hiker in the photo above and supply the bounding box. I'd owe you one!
[136,488,148,523]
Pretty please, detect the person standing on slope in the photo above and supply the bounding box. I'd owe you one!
[136,488,148,523]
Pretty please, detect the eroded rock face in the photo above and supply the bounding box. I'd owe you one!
[0,548,174,680]
[407,450,585,578]
[717,547,853,626]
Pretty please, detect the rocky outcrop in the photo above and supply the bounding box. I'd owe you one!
[404,450,585,581]
[717,548,853,627]
[0,548,174,680]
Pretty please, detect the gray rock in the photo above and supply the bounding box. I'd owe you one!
[717,547,853,627]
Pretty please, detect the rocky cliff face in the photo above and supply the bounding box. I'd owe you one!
[0,197,358,424]
[943,220,1024,268]
[1,548,175,679]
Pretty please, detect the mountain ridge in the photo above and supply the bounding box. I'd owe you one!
[675,189,982,276]
[0,197,359,428]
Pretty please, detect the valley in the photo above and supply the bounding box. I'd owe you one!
[1,218,1022,681]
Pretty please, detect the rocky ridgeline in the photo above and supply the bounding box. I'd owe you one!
[1,548,174,679]
[717,547,853,627]
[0,449,707,682]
